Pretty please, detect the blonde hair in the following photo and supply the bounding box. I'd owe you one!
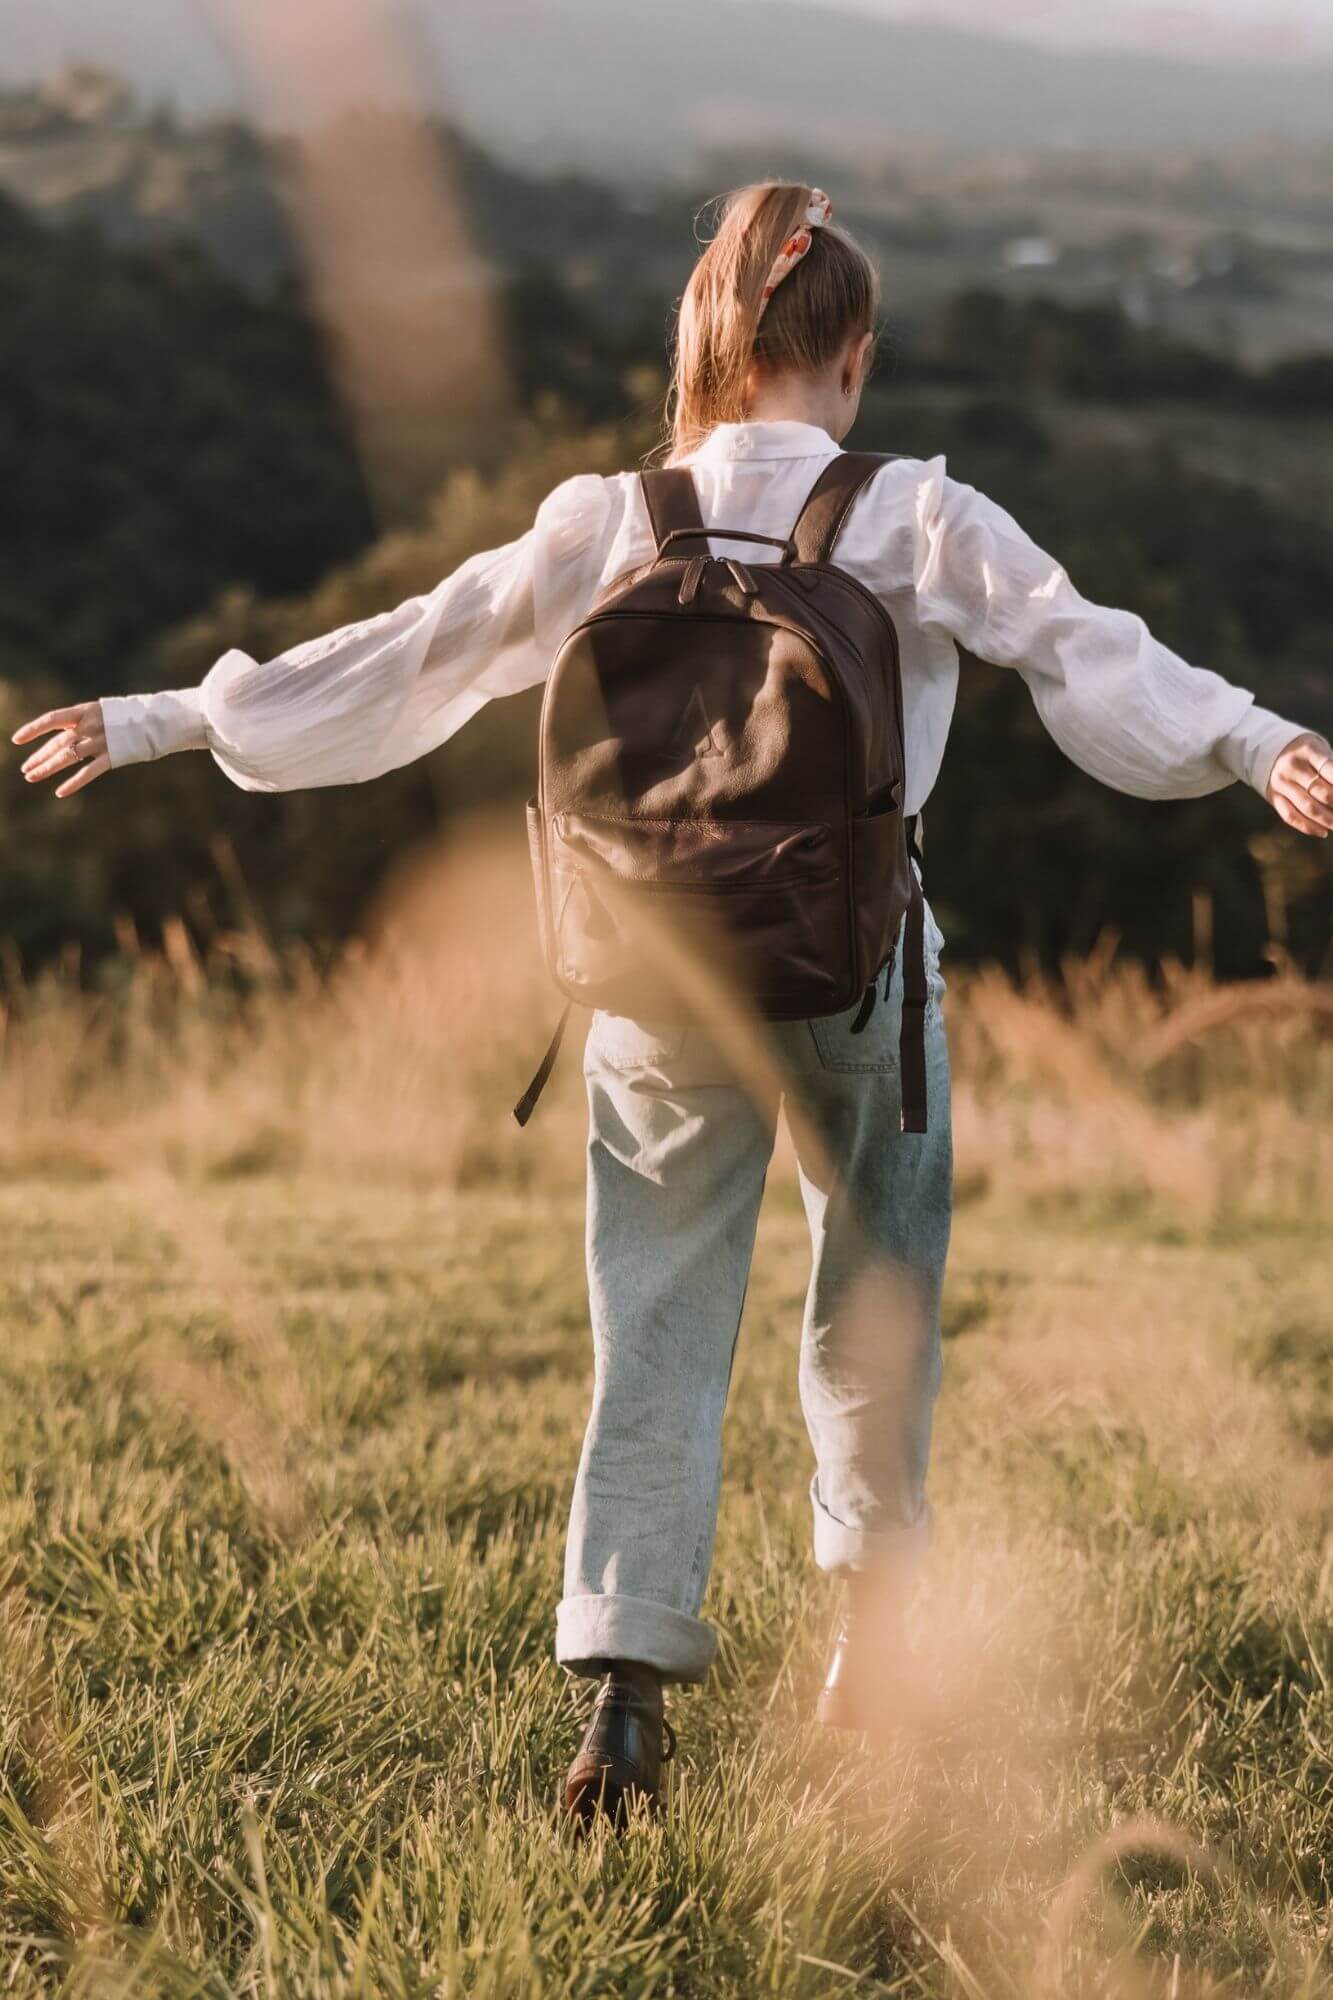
[665,181,880,463]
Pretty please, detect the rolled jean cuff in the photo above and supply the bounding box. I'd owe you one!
[810,1475,933,1576]
[556,1590,716,1683]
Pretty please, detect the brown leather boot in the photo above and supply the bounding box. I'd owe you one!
[816,1610,867,1729]
[815,1576,908,1733]
[563,1663,676,1827]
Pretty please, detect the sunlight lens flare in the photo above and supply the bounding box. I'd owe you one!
[204,0,510,516]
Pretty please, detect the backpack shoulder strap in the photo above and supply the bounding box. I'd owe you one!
[640,467,707,555]
[790,451,896,566]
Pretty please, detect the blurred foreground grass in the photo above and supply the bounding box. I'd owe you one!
[1,822,1331,1996]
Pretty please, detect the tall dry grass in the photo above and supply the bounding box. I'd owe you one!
[1,811,1329,1227]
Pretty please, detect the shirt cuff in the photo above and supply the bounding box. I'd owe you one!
[102,687,208,768]
[1215,704,1312,796]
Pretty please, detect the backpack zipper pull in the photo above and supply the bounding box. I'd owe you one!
[725,559,757,596]
[678,556,708,605]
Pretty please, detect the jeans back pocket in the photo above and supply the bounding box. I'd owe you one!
[808,994,902,1074]
[586,1011,689,1072]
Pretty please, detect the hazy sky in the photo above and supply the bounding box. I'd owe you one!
[3,0,1333,104]
[808,0,1333,60]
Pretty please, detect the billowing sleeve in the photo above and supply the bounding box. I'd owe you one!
[914,469,1292,800]
[102,471,619,792]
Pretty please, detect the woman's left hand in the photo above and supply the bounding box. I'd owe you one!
[1267,734,1333,839]
[12,701,110,798]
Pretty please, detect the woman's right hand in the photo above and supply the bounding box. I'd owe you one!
[12,701,110,798]
[1267,734,1333,839]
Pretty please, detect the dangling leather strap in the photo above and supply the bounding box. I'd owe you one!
[513,1003,572,1127]
[641,468,708,555]
[789,452,898,566]
[849,982,877,1034]
[898,816,928,1135]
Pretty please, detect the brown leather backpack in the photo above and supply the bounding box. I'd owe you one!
[517,452,928,1132]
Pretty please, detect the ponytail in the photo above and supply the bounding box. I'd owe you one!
[664,181,880,463]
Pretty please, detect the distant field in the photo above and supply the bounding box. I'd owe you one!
[1,837,1330,1996]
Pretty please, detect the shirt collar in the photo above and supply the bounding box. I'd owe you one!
[688,420,840,464]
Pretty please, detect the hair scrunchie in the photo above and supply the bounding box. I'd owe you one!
[760,190,834,306]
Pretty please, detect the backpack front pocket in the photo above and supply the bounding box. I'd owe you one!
[547,812,849,1017]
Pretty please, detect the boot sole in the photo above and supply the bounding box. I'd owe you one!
[563,1758,660,1827]
[814,1687,872,1732]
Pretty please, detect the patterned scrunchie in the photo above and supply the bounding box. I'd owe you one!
[760,189,834,306]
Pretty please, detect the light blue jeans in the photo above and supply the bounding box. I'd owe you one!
[556,901,953,1683]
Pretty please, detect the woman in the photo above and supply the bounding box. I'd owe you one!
[15,183,1331,1827]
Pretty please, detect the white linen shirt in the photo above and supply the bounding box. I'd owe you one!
[103,419,1304,805]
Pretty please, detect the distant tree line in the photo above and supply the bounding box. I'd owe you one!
[0,193,374,697]
[1,177,1329,982]
[910,287,1333,413]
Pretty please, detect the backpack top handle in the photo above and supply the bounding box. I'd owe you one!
[641,468,796,562]
[656,526,796,556]
[641,452,894,569]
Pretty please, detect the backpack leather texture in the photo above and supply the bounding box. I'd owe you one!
[525,452,928,1128]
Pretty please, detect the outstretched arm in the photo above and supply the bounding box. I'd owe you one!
[14,472,620,798]
[916,472,1331,835]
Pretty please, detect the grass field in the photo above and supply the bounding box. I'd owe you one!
[1,834,1331,1997]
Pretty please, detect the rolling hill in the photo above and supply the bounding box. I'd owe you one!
[5,0,1333,172]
